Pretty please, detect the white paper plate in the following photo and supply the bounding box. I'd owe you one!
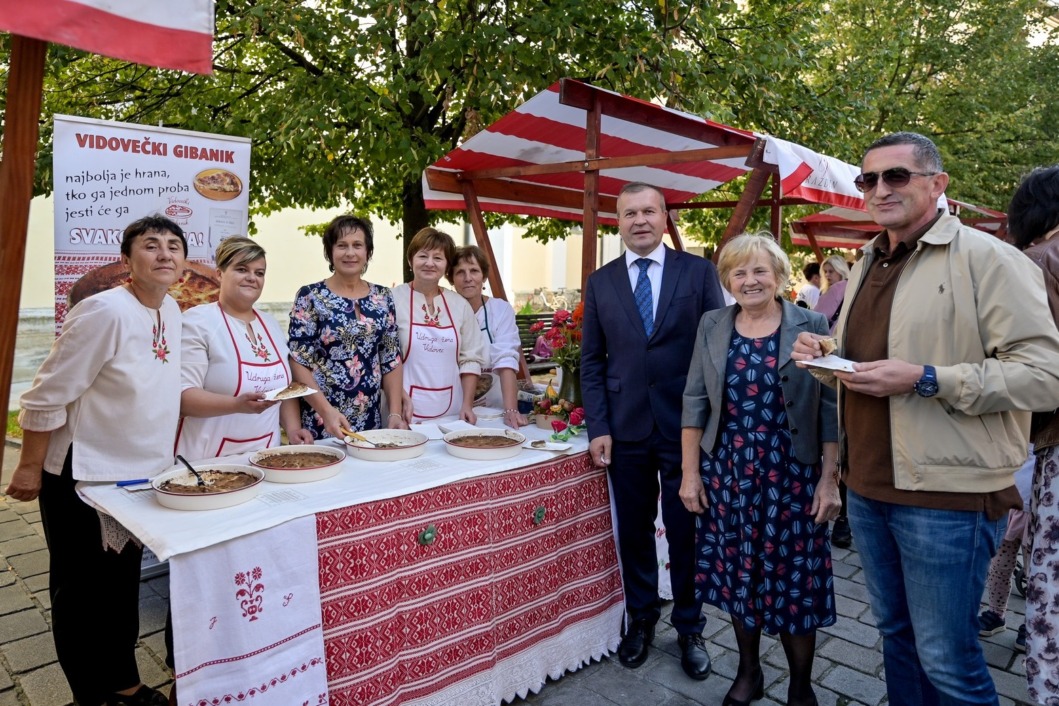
[152,464,264,511]
[249,445,345,483]
[443,429,526,461]
[342,429,429,462]
[523,440,573,453]
[261,385,316,401]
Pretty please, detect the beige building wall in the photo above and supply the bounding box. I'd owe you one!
[19,196,589,311]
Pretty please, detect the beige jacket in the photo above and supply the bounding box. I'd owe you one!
[819,214,1059,493]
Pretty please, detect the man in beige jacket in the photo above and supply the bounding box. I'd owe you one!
[793,131,1059,706]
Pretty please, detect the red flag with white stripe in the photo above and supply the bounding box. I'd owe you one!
[0,0,214,74]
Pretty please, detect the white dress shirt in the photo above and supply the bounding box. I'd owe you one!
[624,242,665,320]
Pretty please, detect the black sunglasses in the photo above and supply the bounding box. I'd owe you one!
[854,167,938,193]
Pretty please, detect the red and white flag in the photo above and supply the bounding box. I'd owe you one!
[0,0,214,74]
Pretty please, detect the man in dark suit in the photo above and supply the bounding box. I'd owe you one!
[581,181,726,679]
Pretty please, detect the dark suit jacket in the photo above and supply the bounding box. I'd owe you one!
[681,300,838,464]
[581,246,725,443]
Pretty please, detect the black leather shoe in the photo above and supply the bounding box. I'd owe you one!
[723,669,764,706]
[107,686,169,706]
[677,633,712,680]
[831,516,852,548]
[618,619,654,668]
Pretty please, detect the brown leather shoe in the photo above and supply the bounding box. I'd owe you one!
[618,619,654,668]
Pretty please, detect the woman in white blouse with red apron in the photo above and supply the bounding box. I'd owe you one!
[391,228,487,423]
[176,237,310,461]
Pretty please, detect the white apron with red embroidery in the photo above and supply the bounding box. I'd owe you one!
[175,307,290,460]
[403,285,463,420]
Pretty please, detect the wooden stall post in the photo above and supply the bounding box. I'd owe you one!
[0,35,48,469]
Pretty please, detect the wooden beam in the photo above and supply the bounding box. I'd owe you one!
[0,36,47,471]
[460,180,534,382]
[426,169,618,215]
[580,95,602,290]
[805,231,826,262]
[666,211,684,252]
[716,167,771,255]
[670,197,818,209]
[459,144,753,181]
[770,173,783,239]
[559,78,756,149]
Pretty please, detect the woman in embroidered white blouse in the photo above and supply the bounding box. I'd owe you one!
[9,215,186,706]
[391,227,487,423]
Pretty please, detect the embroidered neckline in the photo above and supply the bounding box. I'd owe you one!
[420,302,441,327]
[245,323,272,361]
[151,310,169,363]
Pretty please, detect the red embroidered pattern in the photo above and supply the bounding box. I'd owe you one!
[189,658,327,706]
[316,453,623,704]
[234,567,264,622]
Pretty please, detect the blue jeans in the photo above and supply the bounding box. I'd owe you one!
[847,489,1004,706]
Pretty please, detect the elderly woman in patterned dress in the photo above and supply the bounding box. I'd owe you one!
[1006,165,1059,705]
[288,215,406,438]
[679,233,840,706]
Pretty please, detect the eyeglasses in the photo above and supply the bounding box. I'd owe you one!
[853,167,938,193]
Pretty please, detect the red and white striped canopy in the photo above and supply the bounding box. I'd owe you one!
[0,0,214,74]
[790,199,1007,250]
[424,80,865,224]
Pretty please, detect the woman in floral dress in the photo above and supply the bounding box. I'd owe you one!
[1006,166,1059,704]
[288,215,406,438]
[680,234,840,706]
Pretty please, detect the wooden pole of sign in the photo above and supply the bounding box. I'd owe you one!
[579,97,602,290]
[0,35,48,471]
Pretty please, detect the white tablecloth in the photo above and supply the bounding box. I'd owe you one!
[78,421,588,560]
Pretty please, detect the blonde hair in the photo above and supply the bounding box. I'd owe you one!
[821,255,851,291]
[214,236,266,271]
[717,232,791,294]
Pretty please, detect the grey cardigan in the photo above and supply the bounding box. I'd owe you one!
[682,299,838,464]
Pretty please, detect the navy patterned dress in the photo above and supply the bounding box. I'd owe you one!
[695,329,835,635]
[288,281,401,438]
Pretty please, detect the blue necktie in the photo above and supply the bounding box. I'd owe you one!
[634,258,654,336]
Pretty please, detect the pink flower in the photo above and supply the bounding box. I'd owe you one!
[551,420,568,433]
[569,407,585,426]
[529,321,546,333]
[553,309,571,324]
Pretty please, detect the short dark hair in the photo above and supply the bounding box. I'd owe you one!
[322,215,374,273]
[1007,165,1059,251]
[618,182,667,210]
[120,215,187,257]
[407,227,456,270]
[450,244,490,283]
[862,131,943,173]
[802,262,820,280]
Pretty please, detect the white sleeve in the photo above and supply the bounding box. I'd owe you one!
[18,296,120,431]
[486,299,521,371]
[180,305,212,391]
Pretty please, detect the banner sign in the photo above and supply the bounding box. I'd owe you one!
[52,114,250,328]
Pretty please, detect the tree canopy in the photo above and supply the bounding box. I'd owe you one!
[1,0,1056,259]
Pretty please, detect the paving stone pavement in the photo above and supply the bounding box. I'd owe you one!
[0,441,1035,705]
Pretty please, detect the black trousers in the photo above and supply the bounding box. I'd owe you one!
[610,428,706,635]
[39,448,144,706]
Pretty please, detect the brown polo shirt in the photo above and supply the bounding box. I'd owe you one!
[843,218,1020,519]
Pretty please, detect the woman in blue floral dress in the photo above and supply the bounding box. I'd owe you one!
[288,215,405,438]
[681,234,840,706]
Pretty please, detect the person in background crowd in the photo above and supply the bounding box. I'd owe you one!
[812,255,850,335]
[793,132,1059,706]
[813,254,853,548]
[288,215,406,438]
[449,244,528,428]
[977,448,1033,654]
[794,262,821,309]
[176,237,311,459]
[392,227,486,423]
[681,233,840,706]
[1004,163,1059,705]
[581,181,726,681]
[8,215,187,706]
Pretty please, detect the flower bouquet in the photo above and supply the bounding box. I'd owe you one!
[532,382,587,442]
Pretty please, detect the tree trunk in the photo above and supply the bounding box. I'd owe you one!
[401,178,430,282]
